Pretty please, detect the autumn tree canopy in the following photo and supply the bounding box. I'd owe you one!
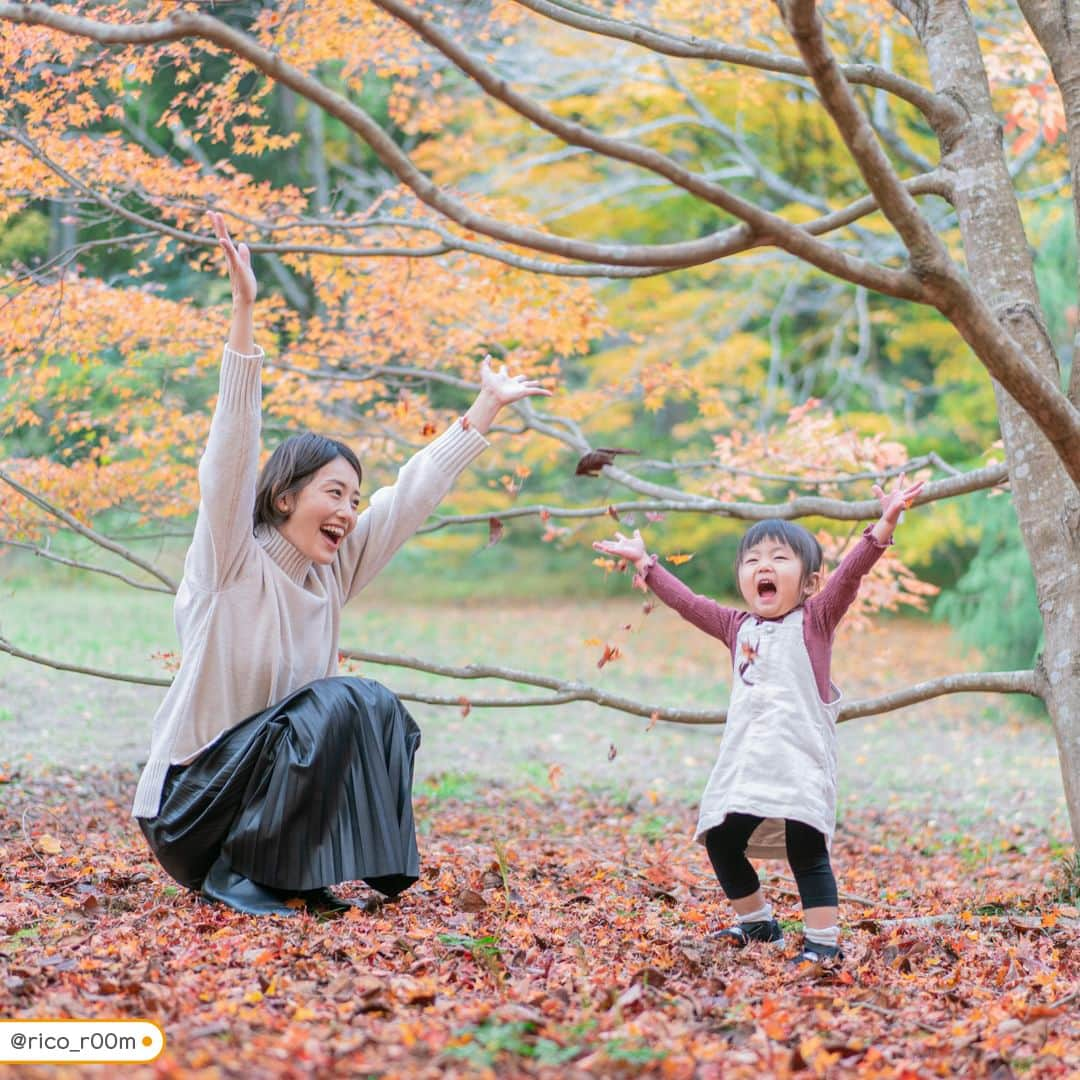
[1,1,1079,839]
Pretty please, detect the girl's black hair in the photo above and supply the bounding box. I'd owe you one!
[253,433,362,529]
[735,519,823,582]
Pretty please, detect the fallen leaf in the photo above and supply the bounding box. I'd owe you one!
[455,890,487,912]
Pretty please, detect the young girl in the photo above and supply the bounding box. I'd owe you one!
[593,481,923,964]
[132,213,550,917]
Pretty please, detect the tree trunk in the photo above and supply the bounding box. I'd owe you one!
[917,0,1080,842]
[1016,0,1080,405]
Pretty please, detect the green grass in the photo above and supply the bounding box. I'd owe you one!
[0,571,1068,831]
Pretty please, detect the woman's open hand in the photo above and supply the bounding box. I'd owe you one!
[209,211,257,308]
[463,356,553,434]
[478,356,553,407]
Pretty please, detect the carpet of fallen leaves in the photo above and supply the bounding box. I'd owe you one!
[1,768,1077,1080]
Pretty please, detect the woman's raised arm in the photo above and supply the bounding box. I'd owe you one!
[185,213,265,590]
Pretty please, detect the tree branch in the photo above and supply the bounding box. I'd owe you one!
[0,539,175,594]
[778,0,1080,488]
[415,461,1009,533]
[0,632,1042,720]
[513,0,962,131]
[0,635,171,688]
[0,469,178,591]
[369,0,926,297]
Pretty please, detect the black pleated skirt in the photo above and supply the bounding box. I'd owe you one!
[138,677,422,897]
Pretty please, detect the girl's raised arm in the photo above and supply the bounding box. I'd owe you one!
[593,530,742,649]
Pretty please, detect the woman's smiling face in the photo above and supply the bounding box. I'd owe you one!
[736,538,816,618]
[275,455,361,564]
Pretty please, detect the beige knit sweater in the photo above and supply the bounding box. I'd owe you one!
[132,345,489,818]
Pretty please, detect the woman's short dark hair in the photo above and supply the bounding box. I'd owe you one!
[735,519,823,582]
[253,433,362,530]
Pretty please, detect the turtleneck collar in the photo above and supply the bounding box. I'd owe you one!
[255,524,313,585]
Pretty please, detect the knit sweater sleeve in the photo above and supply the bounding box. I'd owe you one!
[804,526,889,639]
[642,558,743,653]
[334,419,489,602]
[184,345,264,589]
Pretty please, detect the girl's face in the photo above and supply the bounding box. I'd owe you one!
[737,538,818,619]
[275,456,361,565]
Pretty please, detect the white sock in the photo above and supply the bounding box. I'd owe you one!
[736,903,773,925]
[804,925,840,948]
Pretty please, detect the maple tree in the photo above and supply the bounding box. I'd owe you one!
[0,1,1079,849]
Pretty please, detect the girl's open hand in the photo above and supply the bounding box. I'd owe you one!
[872,473,925,526]
[479,356,553,407]
[592,529,647,565]
[208,211,257,307]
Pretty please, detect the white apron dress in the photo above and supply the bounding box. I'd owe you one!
[693,608,841,859]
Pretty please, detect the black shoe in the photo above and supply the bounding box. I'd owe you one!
[299,887,357,915]
[791,942,842,966]
[200,855,300,917]
[710,918,784,946]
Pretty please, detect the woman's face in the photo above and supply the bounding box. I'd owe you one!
[276,456,361,564]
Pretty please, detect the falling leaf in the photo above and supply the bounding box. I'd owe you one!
[420,422,437,437]
[597,644,622,669]
[458,696,471,719]
[574,447,640,477]
[666,553,694,566]
[487,517,504,547]
[646,711,659,732]
[645,511,666,522]
[607,505,620,521]
[547,763,563,789]
[607,743,617,761]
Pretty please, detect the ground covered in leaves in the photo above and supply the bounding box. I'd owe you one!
[1,769,1077,1079]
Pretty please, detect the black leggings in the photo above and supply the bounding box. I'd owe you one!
[704,813,838,909]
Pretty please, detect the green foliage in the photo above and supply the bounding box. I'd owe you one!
[0,210,48,268]
[444,1019,583,1067]
[934,493,1043,675]
[1048,851,1080,906]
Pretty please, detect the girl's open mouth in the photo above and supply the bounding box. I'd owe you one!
[757,581,777,598]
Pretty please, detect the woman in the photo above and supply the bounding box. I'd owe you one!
[133,213,550,916]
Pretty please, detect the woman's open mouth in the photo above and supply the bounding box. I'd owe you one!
[320,524,345,548]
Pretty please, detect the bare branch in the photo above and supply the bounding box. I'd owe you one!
[0,539,175,594]
[0,467,178,591]
[0,635,171,688]
[840,669,1043,718]
[513,0,962,130]
[370,0,926,297]
[782,0,946,265]
[416,460,1010,533]
[0,630,1042,722]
